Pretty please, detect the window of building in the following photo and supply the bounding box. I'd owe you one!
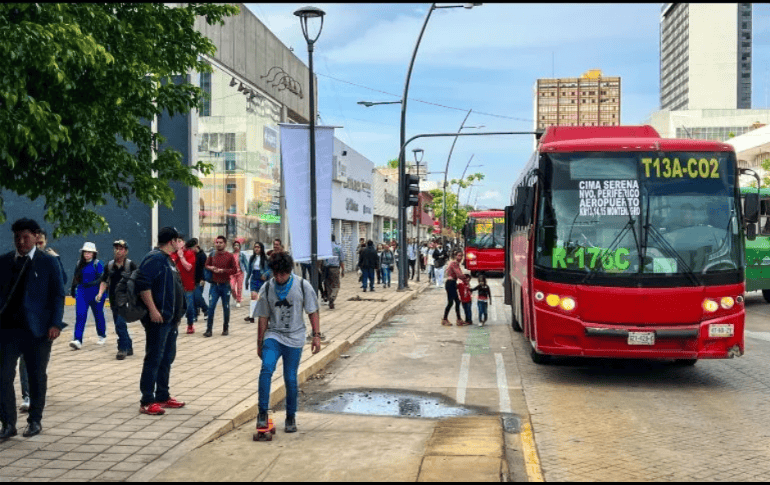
[226,183,236,194]
[199,71,211,117]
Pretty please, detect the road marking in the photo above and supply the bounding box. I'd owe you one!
[490,300,498,322]
[456,353,471,404]
[745,330,770,342]
[494,353,511,413]
[520,422,545,482]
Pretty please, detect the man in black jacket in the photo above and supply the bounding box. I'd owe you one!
[0,218,66,440]
[357,240,379,292]
[190,240,209,322]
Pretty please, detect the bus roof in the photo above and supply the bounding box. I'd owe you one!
[739,186,770,196]
[468,210,504,218]
[539,125,660,145]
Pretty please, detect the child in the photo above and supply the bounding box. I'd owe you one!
[457,274,473,325]
[472,274,492,325]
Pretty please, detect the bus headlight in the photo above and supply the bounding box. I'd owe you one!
[720,296,735,309]
[466,252,477,260]
[546,294,560,307]
[702,299,719,313]
[560,297,576,311]
[535,292,544,301]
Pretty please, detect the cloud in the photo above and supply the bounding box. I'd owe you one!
[478,190,500,200]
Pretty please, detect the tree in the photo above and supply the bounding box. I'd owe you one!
[387,158,399,168]
[423,172,485,234]
[0,3,239,236]
[761,158,770,188]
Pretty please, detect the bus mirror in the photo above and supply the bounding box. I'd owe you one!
[747,222,757,241]
[745,193,759,224]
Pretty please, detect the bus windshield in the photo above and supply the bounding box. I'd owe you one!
[535,151,742,282]
[467,217,505,249]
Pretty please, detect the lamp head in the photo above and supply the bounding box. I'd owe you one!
[294,6,326,44]
[357,101,374,107]
[412,148,425,164]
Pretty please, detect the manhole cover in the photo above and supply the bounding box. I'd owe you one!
[307,390,479,419]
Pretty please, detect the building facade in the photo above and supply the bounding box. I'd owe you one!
[660,3,752,111]
[372,168,399,246]
[646,108,770,141]
[534,70,621,132]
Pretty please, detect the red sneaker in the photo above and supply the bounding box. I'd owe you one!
[140,403,165,415]
[187,325,195,334]
[157,397,185,409]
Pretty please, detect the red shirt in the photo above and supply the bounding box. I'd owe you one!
[205,250,237,285]
[171,249,197,291]
[457,280,472,303]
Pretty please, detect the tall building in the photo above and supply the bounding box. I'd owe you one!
[534,70,621,132]
[660,3,752,110]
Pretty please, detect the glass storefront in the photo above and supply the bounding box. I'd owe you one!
[197,63,283,251]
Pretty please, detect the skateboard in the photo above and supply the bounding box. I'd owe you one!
[253,418,276,441]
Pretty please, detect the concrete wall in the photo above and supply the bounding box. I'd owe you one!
[194,3,312,123]
[688,4,738,110]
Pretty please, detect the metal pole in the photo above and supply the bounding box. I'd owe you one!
[308,40,318,294]
[398,3,436,291]
[442,109,472,246]
[415,159,420,282]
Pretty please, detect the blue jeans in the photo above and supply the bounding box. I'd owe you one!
[194,284,208,317]
[361,268,375,290]
[207,283,230,332]
[380,264,391,286]
[462,301,473,323]
[139,320,177,406]
[258,338,303,416]
[477,300,488,321]
[185,291,195,326]
[111,309,133,351]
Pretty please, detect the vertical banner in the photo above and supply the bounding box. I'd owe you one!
[279,124,334,263]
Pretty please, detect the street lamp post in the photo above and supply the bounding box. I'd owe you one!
[294,5,326,294]
[396,2,481,290]
[412,148,424,282]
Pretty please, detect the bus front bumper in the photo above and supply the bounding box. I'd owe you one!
[534,308,744,360]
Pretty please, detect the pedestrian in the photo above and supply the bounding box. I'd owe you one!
[425,241,436,285]
[204,235,237,337]
[420,242,428,273]
[190,239,209,323]
[457,275,473,325]
[134,226,187,416]
[472,274,492,325]
[375,243,383,285]
[390,240,399,276]
[267,238,285,257]
[379,244,394,288]
[0,218,66,440]
[69,242,107,350]
[441,250,470,326]
[230,241,248,309]
[96,240,137,360]
[356,238,366,283]
[433,244,448,289]
[407,238,417,280]
[357,240,378,292]
[256,251,321,434]
[323,235,345,309]
[169,235,197,335]
[245,241,270,323]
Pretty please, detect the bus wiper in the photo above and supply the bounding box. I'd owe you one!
[580,217,636,284]
[644,223,701,286]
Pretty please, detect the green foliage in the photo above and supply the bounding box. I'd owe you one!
[423,172,485,233]
[761,158,770,188]
[0,3,239,236]
[387,158,399,168]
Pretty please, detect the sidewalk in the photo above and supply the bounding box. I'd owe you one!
[0,270,428,482]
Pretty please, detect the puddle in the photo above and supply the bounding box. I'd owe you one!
[306,389,480,419]
[347,296,387,302]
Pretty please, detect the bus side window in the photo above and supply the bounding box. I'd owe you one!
[762,199,770,235]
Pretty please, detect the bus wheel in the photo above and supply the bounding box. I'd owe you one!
[530,347,551,365]
[763,290,770,303]
[511,300,522,332]
[673,359,697,366]
[471,271,478,278]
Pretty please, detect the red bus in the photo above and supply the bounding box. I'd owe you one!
[503,125,759,365]
[462,210,505,275]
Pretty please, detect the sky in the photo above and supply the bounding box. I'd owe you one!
[245,3,770,210]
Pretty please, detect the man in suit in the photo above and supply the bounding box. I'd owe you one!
[0,218,66,440]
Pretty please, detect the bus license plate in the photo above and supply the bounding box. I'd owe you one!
[628,332,655,346]
[708,324,734,338]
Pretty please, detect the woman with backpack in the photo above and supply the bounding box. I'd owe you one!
[245,241,271,323]
[69,242,107,350]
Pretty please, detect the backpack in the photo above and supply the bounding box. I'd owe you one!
[108,258,132,274]
[202,249,215,283]
[261,276,307,321]
[114,268,147,323]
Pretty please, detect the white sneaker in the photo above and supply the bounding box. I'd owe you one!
[69,340,82,350]
[236,302,241,308]
[19,397,30,413]
[97,337,106,345]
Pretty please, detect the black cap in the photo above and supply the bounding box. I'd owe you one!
[157,226,179,245]
[11,218,42,234]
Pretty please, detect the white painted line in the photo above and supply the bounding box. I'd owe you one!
[494,353,512,414]
[456,353,471,404]
[745,330,770,342]
[490,299,498,323]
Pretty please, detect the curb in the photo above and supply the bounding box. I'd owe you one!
[130,280,428,481]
